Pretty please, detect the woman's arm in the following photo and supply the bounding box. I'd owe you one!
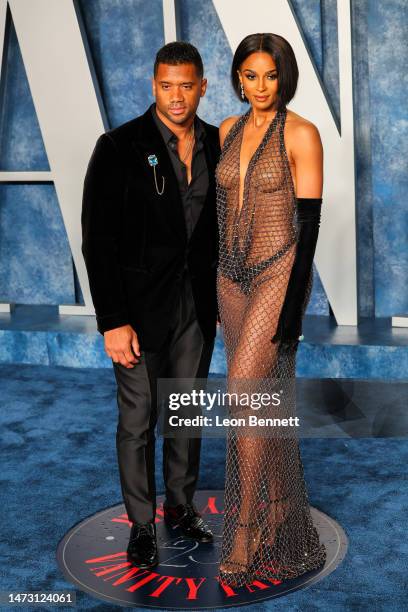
[272,120,324,346]
[290,121,323,198]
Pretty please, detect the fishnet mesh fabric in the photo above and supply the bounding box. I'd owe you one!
[216,107,326,585]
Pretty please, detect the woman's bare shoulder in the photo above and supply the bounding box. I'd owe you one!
[285,109,322,153]
[219,115,240,147]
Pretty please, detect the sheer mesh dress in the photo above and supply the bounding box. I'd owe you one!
[216,107,326,585]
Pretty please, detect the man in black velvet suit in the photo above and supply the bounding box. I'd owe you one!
[81,42,220,568]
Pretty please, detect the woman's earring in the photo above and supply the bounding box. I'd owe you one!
[240,83,246,101]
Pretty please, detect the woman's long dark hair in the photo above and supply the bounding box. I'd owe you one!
[231,33,299,110]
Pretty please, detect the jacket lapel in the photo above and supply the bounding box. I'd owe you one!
[131,108,187,241]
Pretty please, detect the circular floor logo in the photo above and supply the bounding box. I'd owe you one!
[57,490,347,609]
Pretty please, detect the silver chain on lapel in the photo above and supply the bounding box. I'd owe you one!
[148,154,165,196]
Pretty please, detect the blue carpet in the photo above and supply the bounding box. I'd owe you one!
[0,364,407,611]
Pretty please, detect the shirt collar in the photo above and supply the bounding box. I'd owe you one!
[151,103,206,145]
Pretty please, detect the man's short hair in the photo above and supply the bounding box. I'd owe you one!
[154,41,204,78]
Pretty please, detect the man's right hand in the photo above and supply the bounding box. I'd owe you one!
[104,324,141,368]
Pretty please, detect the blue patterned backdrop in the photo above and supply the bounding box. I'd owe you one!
[0,0,407,318]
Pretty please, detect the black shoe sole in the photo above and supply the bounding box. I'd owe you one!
[126,553,159,569]
[163,516,213,542]
[191,534,214,543]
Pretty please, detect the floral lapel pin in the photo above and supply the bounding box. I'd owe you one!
[147,154,165,195]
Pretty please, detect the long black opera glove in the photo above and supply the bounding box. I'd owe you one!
[272,197,322,347]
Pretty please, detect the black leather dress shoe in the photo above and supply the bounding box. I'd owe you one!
[127,522,158,568]
[163,503,213,542]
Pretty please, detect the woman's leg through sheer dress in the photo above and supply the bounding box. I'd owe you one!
[217,252,326,586]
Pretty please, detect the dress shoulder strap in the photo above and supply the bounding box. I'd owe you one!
[277,107,288,152]
[219,109,250,160]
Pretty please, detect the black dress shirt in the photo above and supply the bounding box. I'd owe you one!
[151,104,209,241]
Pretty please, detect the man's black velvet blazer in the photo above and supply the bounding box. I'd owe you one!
[81,107,220,352]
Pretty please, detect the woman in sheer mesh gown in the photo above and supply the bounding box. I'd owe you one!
[216,34,327,586]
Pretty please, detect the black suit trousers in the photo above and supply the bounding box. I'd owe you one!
[112,271,214,524]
